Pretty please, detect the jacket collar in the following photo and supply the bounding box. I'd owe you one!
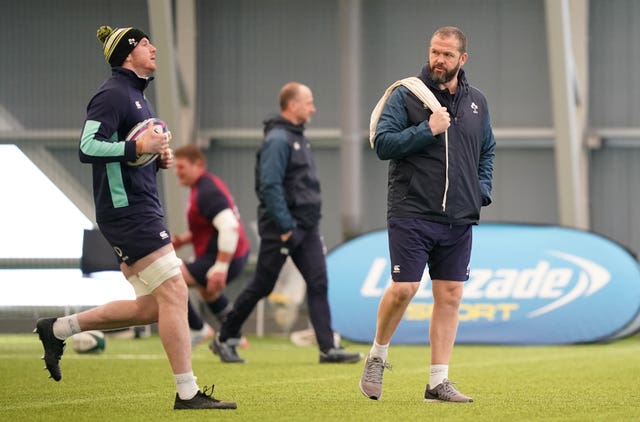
[263,114,305,136]
[111,67,153,91]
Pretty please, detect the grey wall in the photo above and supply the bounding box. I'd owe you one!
[589,0,640,127]
[196,0,340,128]
[0,0,152,129]
[2,0,640,256]
[196,0,551,129]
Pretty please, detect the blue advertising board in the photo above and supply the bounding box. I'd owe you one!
[327,224,640,344]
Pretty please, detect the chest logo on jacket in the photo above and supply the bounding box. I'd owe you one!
[470,102,478,114]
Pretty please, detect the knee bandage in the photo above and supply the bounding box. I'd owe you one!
[127,251,182,296]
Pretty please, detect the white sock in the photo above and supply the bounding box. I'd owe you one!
[429,364,448,388]
[52,315,81,340]
[175,372,199,400]
[369,341,389,361]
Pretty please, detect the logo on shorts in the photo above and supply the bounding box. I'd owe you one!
[159,231,169,240]
[113,246,128,262]
[393,264,401,274]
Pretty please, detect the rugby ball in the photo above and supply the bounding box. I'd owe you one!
[71,330,106,354]
[125,117,168,167]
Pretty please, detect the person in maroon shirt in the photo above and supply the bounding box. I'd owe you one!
[172,145,250,350]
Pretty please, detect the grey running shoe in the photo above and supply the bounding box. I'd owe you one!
[34,318,65,381]
[174,385,237,410]
[424,379,474,403]
[210,333,245,363]
[319,347,363,364]
[359,355,392,400]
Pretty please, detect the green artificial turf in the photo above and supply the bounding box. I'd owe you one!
[1,333,639,421]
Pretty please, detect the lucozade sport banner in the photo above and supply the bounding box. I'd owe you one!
[327,224,640,344]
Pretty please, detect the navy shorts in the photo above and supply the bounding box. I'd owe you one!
[185,252,249,287]
[98,214,172,265]
[387,217,472,282]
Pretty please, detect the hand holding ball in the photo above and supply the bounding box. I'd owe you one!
[126,118,170,167]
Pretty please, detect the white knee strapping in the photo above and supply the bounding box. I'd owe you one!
[127,251,182,296]
[138,251,182,286]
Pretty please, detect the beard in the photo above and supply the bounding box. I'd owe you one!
[429,62,460,84]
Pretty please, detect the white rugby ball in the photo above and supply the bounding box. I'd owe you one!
[125,117,168,167]
[72,330,106,354]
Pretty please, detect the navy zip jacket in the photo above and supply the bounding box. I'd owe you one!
[79,67,163,223]
[255,115,322,234]
[374,65,495,225]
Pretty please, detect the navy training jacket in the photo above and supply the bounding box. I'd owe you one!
[374,65,495,225]
[255,115,322,235]
[79,67,163,223]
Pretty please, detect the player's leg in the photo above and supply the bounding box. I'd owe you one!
[75,296,159,329]
[37,216,237,409]
[127,244,236,409]
[358,280,421,398]
[34,257,162,382]
[153,274,191,372]
[206,252,249,324]
[180,260,206,328]
[187,252,248,325]
[360,217,427,399]
[375,217,429,345]
[374,282,420,344]
[288,227,332,352]
[424,223,473,403]
[429,280,463,366]
[180,260,215,345]
[213,236,285,363]
[182,253,248,349]
[186,299,206,331]
[73,257,164,330]
[289,226,362,363]
[34,258,168,383]
[220,237,285,339]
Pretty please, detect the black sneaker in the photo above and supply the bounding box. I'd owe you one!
[319,347,363,364]
[174,385,237,410]
[34,317,65,381]
[210,333,245,363]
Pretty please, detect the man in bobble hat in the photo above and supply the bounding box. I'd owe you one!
[34,25,237,411]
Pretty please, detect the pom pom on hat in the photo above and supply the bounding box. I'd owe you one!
[96,26,113,44]
[96,25,149,67]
